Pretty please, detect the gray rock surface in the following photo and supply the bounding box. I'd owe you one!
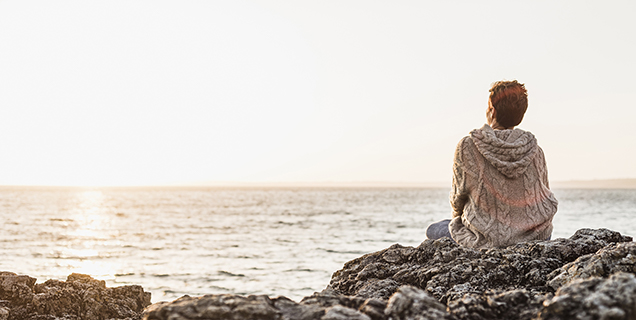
[328,228,631,302]
[0,272,151,320]
[384,286,454,320]
[6,228,636,320]
[539,272,636,320]
[142,291,385,320]
[546,241,636,290]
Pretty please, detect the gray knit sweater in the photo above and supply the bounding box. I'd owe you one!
[449,124,558,249]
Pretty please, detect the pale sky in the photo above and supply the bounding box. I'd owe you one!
[1,0,635,186]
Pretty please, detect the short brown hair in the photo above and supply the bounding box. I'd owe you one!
[489,80,528,128]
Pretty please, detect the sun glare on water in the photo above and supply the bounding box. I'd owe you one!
[56,190,119,280]
[69,190,109,238]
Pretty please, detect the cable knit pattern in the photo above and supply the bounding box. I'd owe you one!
[470,125,538,178]
[449,124,558,249]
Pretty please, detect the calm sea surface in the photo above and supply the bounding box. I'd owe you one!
[1,187,635,303]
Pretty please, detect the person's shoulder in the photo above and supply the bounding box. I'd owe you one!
[535,145,547,159]
[453,135,478,165]
[455,135,476,151]
[455,125,488,154]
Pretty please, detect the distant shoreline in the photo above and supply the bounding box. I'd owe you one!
[550,179,636,189]
[1,179,636,189]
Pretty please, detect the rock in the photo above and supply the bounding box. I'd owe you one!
[384,286,454,320]
[5,228,636,320]
[539,272,636,320]
[0,272,151,320]
[143,294,281,320]
[329,228,631,303]
[322,305,370,320]
[324,228,633,320]
[546,241,636,290]
[300,288,386,320]
[446,289,552,320]
[142,290,386,320]
[0,271,36,304]
[274,296,325,320]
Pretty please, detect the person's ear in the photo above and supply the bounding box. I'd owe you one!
[487,102,496,124]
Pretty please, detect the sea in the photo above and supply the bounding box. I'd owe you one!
[1,187,635,303]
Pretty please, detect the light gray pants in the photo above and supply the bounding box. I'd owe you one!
[425,219,456,243]
[426,219,551,243]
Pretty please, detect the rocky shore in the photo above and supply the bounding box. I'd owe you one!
[0,272,150,320]
[2,228,636,320]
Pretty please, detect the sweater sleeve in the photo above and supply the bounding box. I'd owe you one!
[450,138,470,218]
[537,147,550,189]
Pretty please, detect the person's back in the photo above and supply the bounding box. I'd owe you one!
[426,80,558,249]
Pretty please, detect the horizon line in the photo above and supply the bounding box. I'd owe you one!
[1,178,636,189]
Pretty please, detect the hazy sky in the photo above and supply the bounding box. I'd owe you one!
[1,0,635,186]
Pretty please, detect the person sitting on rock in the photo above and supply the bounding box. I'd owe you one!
[426,80,558,248]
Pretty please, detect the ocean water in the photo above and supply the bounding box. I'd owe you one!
[1,187,635,303]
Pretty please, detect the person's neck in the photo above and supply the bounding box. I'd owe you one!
[489,121,514,130]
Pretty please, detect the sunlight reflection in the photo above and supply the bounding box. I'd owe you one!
[63,248,99,259]
[57,189,118,280]
[58,259,117,281]
[68,190,109,239]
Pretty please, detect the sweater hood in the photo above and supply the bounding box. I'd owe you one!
[470,124,538,178]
